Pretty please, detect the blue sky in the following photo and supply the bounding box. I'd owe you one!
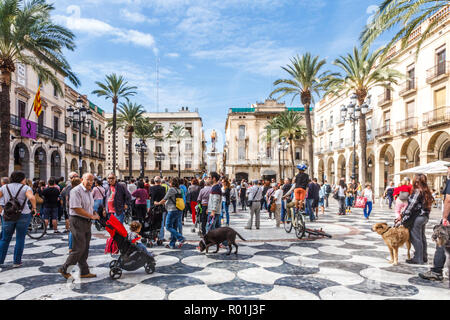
[52,0,391,149]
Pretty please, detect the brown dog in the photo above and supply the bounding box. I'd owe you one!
[372,223,411,265]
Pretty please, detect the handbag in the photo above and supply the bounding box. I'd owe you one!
[333,192,339,200]
[270,202,277,212]
[35,192,44,205]
[354,196,367,209]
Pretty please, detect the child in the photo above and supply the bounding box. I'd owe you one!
[128,221,154,257]
[393,179,411,222]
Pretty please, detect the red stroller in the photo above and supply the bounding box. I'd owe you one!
[104,214,156,279]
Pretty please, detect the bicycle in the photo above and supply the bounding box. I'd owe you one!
[27,211,47,240]
[124,207,133,225]
[283,204,305,239]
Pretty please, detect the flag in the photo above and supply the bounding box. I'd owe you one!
[33,85,42,118]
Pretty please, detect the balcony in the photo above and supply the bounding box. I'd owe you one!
[99,153,106,160]
[345,138,355,148]
[336,141,345,151]
[54,131,67,143]
[426,61,450,84]
[37,125,53,139]
[91,151,98,159]
[82,125,89,135]
[99,132,104,141]
[10,115,20,128]
[65,117,70,127]
[378,91,392,108]
[422,106,450,127]
[84,149,91,157]
[399,78,417,97]
[327,122,334,131]
[367,130,374,143]
[396,117,418,135]
[90,130,97,139]
[375,125,392,139]
[317,126,325,135]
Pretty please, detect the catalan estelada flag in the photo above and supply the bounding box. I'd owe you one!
[33,85,42,118]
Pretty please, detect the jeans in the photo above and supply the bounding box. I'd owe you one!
[177,211,183,234]
[93,199,103,213]
[231,200,237,213]
[165,210,184,248]
[43,207,59,221]
[221,201,230,225]
[431,245,446,274]
[305,198,315,222]
[240,197,246,210]
[260,198,267,211]
[338,197,345,214]
[281,200,286,222]
[114,212,124,224]
[159,211,167,240]
[363,201,373,218]
[206,213,221,233]
[325,194,329,208]
[0,214,32,265]
[345,196,354,208]
[201,205,208,236]
[68,232,73,250]
[387,195,394,209]
[410,215,429,263]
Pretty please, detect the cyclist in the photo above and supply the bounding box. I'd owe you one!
[284,163,309,212]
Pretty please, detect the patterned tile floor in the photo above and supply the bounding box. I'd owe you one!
[0,203,449,300]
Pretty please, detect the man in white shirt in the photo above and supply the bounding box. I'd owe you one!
[245,180,263,230]
[273,184,283,228]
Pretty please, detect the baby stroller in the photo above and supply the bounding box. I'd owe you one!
[103,214,156,279]
[140,205,164,248]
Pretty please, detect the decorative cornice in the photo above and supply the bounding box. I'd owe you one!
[15,86,31,99]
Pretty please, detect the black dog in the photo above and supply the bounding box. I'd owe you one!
[199,227,246,255]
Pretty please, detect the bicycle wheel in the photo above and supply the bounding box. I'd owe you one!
[27,216,47,240]
[307,229,332,239]
[284,209,293,233]
[294,212,305,239]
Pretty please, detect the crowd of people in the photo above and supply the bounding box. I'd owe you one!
[0,161,448,284]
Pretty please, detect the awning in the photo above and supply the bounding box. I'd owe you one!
[395,160,450,175]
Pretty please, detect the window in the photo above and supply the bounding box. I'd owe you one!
[185,141,192,151]
[367,118,372,139]
[239,125,246,140]
[186,160,192,169]
[407,65,415,89]
[91,141,94,152]
[437,48,446,75]
[329,114,333,126]
[54,116,59,133]
[38,111,44,128]
[238,146,246,160]
[155,146,162,153]
[434,87,446,108]
[18,100,26,119]
[185,124,193,136]
[53,85,58,98]
[384,111,391,129]
[73,134,76,146]
[295,148,302,160]
[406,100,415,117]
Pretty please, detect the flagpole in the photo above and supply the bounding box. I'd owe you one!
[27,85,41,120]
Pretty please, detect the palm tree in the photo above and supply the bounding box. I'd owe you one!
[270,53,333,177]
[264,118,283,180]
[361,0,448,54]
[134,119,162,179]
[324,46,403,186]
[267,110,307,178]
[0,0,80,177]
[92,74,137,175]
[110,102,145,179]
[166,124,190,178]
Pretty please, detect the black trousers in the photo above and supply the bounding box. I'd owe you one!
[135,204,147,223]
[201,205,208,236]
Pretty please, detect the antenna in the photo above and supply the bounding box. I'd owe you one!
[156,56,160,113]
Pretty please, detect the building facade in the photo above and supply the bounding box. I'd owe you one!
[9,60,67,181]
[64,86,106,178]
[314,5,450,197]
[224,99,308,182]
[105,107,206,179]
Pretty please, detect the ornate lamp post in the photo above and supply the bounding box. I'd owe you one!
[340,94,369,182]
[67,95,92,176]
[277,137,290,180]
[135,139,148,179]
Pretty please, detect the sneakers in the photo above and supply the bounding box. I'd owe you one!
[406,259,423,265]
[54,230,61,234]
[244,227,251,230]
[80,273,97,279]
[13,263,22,268]
[419,270,443,281]
[178,239,186,249]
[58,267,72,280]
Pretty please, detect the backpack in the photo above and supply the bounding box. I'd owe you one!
[326,184,331,194]
[172,189,185,211]
[3,185,28,222]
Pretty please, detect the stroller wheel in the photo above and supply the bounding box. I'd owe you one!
[191,228,196,233]
[141,238,148,245]
[157,240,163,246]
[109,260,119,269]
[145,262,155,274]
[110,268,122,279]
[147,241,153,248]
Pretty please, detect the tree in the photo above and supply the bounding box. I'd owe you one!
[134,119,162,179]
[270,53,333,177]
[0,0,79,177]
[267,110,306,178]
[166,124,190,178]
[92,74,137,175]
[324,46,403,186]
[264,118,282,180]
[361,0,448,55]
[110,101,145,179]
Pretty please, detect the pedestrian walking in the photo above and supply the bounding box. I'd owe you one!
[322,180,331,208]
[150,177,167,242]
[188,179,201,225]
[132,181,149,224]
[155,178,186,249]
[59,173,99,279]
[0,171,37,268]
[362,183,375,219]
[272,184,283,228]
[384,181,395,209]
[245,180,263,230]
[230,184,238,213]
[335,178,347,215]
[206,172,222,233]
[92,179,106,213]
[395,173,433,265]
[220,178,231,226]
[41,178,62,233]
[105,173,131,224]
[239,180,248,211]
[419,163,450,281]
[197,179,212,236]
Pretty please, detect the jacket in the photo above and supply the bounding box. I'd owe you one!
[105,182,131,214]
[400,190,430,228]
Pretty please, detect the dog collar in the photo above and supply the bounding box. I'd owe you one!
[381,227,391,235]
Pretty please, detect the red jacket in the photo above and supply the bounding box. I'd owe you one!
[393,184,412,197]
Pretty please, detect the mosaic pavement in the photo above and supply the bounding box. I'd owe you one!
[0,203,449,300]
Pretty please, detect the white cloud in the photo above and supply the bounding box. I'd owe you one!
[166,53,180,58]
[120,8,159,25]
[54,5,156,48]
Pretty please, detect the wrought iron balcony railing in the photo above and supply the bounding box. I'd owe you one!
[426,61,450,84]
[399,78,417,96]
[396,117,418,134]
[375,125,392,138]
[422,106,450,127]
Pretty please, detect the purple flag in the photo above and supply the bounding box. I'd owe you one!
[21,118,37,140]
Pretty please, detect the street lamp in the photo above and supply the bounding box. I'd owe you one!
[156,152,165,178]
[67,95,92,176]
[277,137,289,180]
[341,94,369,182]
[135,139,148,179]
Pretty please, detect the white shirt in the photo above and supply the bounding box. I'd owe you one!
[363,188,373,202]
[274,189,283,205]
[128,183,137,200]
